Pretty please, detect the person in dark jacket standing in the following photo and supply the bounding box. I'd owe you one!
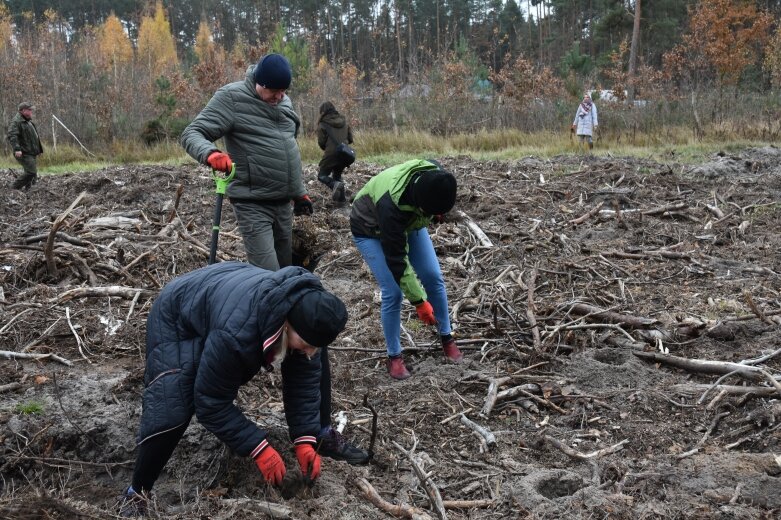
[181,54,313,270]
[118,262,364,516]
[350,159,463,380]
[7,102,43,191]
[316,101,353,203]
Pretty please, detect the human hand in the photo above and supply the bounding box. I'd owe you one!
[415,301,437,325]
[206,151,233,173]
[14,151,22,158]
[293,195,314,216]
[254,445,286,486]
[294,444,321,480]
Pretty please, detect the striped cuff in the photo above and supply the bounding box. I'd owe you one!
[249,438,270,459]
[293,435,317,447]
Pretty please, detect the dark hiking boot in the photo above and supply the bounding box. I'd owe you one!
[387,355,411,380]
[332,181,346,203]
[117,487,147,518]
[442,339,464,363]
[317,427,370,465]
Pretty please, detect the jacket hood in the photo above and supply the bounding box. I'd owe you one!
[319,112,346,128]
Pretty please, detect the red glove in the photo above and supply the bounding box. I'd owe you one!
[254,445,286,486]
[415,301,437,325]
[294,444,321,480]
[293,195,314,216]
[206,151,233,172]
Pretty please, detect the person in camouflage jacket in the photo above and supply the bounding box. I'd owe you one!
[7,102,43,191]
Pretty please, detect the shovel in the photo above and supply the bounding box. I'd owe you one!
[208,164,236,265]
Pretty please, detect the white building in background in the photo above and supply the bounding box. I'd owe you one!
[590,89,647,107]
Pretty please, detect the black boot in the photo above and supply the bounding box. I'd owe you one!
[331,181,346,203]
[317,427,369,465]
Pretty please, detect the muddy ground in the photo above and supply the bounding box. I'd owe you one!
[0,148,780,519]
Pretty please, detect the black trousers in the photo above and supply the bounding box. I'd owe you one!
[131,349,333,493]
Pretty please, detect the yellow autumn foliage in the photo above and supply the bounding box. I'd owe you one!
[0,4,12,51]
[195,20,214,63]
[137,1,178,78]
[98,14,133,68]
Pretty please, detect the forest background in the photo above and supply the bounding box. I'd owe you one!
[1,0,780,166]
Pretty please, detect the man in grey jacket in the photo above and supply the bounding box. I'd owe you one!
[181,54,313,270]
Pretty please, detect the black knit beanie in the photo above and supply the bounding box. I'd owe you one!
[254,54,292,89]
[287,290,348,348]
[412,169,457,215]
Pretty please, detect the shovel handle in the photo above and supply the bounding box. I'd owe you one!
[212,164,236,195]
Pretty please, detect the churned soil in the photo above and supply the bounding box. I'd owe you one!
[0,147,780,519]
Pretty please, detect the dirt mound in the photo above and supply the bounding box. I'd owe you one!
[1,151,780,519]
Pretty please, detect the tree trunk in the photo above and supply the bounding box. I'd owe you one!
[628,0,641,104]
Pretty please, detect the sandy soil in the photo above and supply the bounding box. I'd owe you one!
[0,148,780,519]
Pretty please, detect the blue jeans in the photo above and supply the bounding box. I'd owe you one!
[354,228,451,357]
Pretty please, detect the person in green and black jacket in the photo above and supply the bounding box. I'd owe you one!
[350,159,463,380]
[7,102,43,191]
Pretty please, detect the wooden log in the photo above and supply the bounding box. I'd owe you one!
[569,201,604,226]
[705,204,725,219]
[0,350,72,367]
[524,269,541,350]
[442,499,495,509]
[392,440,448,520]
[45,191,86,277]
[57,286,153,303]
[84,216,141,229]
[496,383,541,400]
[569,303,658,328]
[0,382,23,393]
[642,202,687,216]
[671,384,779,397]
[479,376,510,417]
[459,414,497,448]
[633,351,774,384]
[543,435,628,460]
[456,210,493,247]
[354,477,433,520]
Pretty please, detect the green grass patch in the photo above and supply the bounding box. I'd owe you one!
[0,129,774,173]
[15,400,44,415]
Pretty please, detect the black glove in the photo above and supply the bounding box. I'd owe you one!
[294,195,314,216]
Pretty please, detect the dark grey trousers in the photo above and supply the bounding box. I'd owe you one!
[231,200,293,270]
